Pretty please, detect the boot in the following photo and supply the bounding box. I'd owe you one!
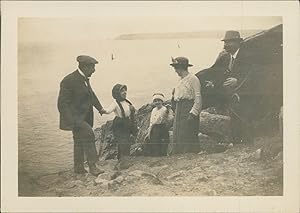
[74,144,86,174]
[118,156,132,170]
[89,164,104,176]
[74,167,88,174]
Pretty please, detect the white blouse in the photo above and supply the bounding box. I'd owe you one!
[173,73,202,116]
[105,100,131,118]
[150,106,168,125]
[148,106,174,132]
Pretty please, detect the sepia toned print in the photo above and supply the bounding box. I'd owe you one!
[17,15,284,197]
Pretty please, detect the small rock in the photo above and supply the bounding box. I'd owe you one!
[111,171,122,180]
[224,168,238,176]
[65,182,76,189]
[197,176,209,182]
[86,182,97,190]
[214,176,225,182]
[254,149,262,160]
[235,180,245,185]
[197,151,207,155]
[208,190,217,196]
[231,168,239,176]
[107,180,117,190]
[152,165,169,170]
[114,176,124,184]
[129,170,144,177]
[191,167,203,173]
[97,172,112,181]
[142,173,163,185]
[55,188,65,197]
[125,175,137,183]
[94,177,108,185]
[94,181,108,189]
[167,171,184,180]
[86,175,96,182]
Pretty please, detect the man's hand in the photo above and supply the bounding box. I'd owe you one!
[205,80,214,88]
[223,77,238,88]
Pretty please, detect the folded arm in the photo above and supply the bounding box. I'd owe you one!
[190,77,202,116]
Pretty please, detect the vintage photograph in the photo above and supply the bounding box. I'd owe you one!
[17,14,284,197]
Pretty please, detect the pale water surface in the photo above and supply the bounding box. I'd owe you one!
[18,38,223,177]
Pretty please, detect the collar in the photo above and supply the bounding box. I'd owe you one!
[232,48,240,59]
[77,67,87,79]
[180,72,191,80]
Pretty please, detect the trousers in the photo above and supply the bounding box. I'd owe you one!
[72,121,98,170]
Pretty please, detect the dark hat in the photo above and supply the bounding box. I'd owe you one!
[76,55,98,64]
[170,57,193,67]
[221,30,243,41]
[112,84,127,101]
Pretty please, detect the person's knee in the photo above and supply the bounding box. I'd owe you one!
[73,122,95,143]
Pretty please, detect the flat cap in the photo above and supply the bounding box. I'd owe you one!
[76,55,98,64]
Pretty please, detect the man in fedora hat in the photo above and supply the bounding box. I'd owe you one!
[57,55,105,176]
[169,57,202,154]
[199,30,256,144]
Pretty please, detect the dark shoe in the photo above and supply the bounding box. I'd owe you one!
[74,167,88,174]
[89,164,104,176]
[118,159,132,170]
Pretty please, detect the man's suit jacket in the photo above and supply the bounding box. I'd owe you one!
[197,45,255,94]
[57,70,103,131]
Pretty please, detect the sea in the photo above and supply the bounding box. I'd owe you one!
[18,38,223,177]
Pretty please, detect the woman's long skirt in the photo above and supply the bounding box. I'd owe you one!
[170,99,200,154]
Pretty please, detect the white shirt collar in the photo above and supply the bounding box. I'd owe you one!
[232,48,240,59]
[77,67,87,78]
[180,72,191,80]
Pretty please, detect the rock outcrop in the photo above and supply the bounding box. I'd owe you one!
[95,102,231,159]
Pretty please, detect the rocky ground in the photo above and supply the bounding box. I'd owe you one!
[19,134,282,197]
[19,104,283,197]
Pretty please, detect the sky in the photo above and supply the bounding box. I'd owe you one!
[19,16,282,43]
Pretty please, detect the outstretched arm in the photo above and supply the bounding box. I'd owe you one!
[91,91,105,115]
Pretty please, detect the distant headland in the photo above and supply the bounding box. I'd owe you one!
[115,29,262,40]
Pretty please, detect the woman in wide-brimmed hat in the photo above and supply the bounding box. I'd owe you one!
[169,57,202,154]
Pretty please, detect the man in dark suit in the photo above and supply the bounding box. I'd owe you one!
[199,31,256,144]
[58,55,105,175]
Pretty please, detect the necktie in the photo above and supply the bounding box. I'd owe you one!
[85,78,93,95]
[229,55,235,71]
